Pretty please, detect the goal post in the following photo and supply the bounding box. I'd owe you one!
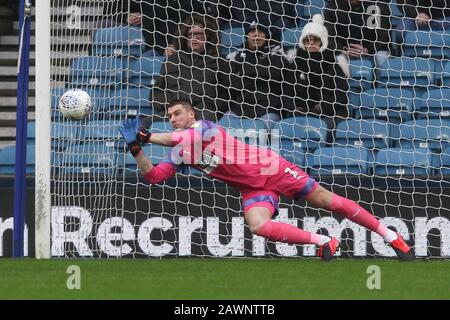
[31,0,450,259]
[35,0,51,259]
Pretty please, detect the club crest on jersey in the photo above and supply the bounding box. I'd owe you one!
[197,151,220,174]
[285,167,303,180]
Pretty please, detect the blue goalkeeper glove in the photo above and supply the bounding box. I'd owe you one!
[119,117,153,157]
[119,118,142,157]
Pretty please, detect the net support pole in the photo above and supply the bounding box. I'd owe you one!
[35,0,51,259]
[13,0,32,258]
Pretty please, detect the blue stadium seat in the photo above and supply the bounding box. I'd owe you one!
[150,121,173,133]
[374,147,432,176]
[125,144,171,175]
[335,119,391,149]
[357,88,414,122]
[218,116,266,130]
[220,27,246,56]
[272,116,328,152]
[92,26,144,57]
[51,122,80,150]
[124,145,195,175]
[301,0,327,18]
[81,120,122,141]
[416,88,450,119]
[114,87,152,117]
[61,142,118,176]
[310,147,372,176]
[379,57,436,89]
[218,116,267,146]
[395,119,450,152]
[296,2,305,18]
[403,31,450,58]
[389,0,402,16]
[51,88,67,120]
[271,139,307,167]
[348,58,375,90]
[69,56,124,87]
[142,144,170,164]
[281,27,303,47]
[27,121,35,143]
[0,143,35,174]
[433,146,450,175]
[441,61,450,87]
[129,55,166,86]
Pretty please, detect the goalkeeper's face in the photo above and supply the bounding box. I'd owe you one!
[167,104,196,130]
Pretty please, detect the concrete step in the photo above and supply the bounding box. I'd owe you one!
[0,97,35,107]
[14,20,99,32]
[14,21,35,31]
[0,127,17,138]
[0,81,64,91]
[0,112,36,128]
[0,82,36,90]
[0,50,89,63]
[0,51,36,60]
[0,66,36,76]
[0,140,16,149]
[0,51,35,67]
[0,66,70,78]
[0,35,91,46]
[50,6,104,17]
[0,81,63,96]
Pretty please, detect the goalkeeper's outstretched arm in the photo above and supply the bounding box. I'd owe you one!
[133,149,177,184]
[119,118,177,184]
[133,150,153,175]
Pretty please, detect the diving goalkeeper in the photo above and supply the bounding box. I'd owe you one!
[119,100,415,261]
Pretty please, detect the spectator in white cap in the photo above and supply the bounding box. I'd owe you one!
[284,14,350,142]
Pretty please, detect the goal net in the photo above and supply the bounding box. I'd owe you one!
[36,0,450,258]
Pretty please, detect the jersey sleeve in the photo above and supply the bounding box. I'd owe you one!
[142,150,185,184]
[143,161,177,184]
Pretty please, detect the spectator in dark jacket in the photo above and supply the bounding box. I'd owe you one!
[397,0,450,30]
[151,15,230,122]
[225,21,287,128]
[284,15,350,138]
[323,0,392,70]
[230,0,298,44]
[102,0,232,56]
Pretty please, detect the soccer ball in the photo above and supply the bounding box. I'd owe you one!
[59,89,91,120]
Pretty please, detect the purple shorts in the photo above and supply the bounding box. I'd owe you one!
[241,160,319,216]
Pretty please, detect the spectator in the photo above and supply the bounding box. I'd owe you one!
[323,0,392,70]
[230,0,298,44]
[397,0,450,30]
[226,21,287,129]
[284,15,350,139]
[101,1,232,56]
[150,15,231,122]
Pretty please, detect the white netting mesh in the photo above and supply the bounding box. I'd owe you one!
[48,0,450,258]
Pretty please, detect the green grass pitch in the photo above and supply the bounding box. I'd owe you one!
[0,259,449,299]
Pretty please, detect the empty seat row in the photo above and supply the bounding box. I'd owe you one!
[28,117,450,155]
[2,141,448,177]
[350,88,450,121]
[69,53,166,88]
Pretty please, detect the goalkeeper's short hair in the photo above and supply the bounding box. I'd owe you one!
[167,100,198,117]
